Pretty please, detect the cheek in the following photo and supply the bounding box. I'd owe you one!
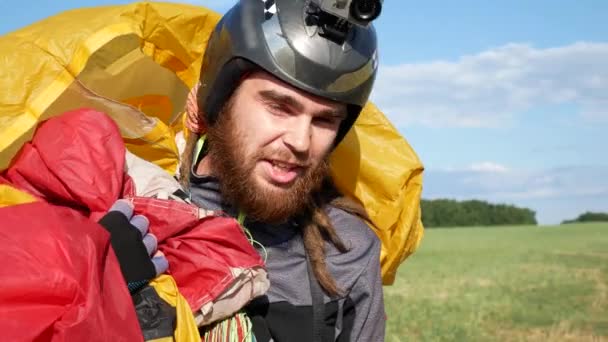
[310,128,337,163]
[237,108,283,147]
[232,114,280,155]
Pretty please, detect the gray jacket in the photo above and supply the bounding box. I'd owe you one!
[189,173,385,341]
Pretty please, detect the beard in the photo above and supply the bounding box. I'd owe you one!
[206,104,330,224]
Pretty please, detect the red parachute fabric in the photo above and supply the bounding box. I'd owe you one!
[2,108,128,221]
[1,109,264,334]
[0,201,143,342]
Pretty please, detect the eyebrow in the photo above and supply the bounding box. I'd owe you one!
[318,108,347,120]
[258,90,304,112]
[257,89,346,119]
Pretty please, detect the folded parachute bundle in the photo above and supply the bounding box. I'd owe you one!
[0,1,425,340]
[1,108,270,340]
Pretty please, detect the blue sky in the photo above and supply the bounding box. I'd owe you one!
[2,1,607,224]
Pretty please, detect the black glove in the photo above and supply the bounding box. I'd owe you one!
[98,200,169,287]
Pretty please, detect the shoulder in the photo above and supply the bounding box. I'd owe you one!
[325,205,380,254]
[324,204,382,283]
[322,205,382,295]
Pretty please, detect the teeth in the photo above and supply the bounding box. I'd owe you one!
[271,161,294,171]
[272,162,291,171]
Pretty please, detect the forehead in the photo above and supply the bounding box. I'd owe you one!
[238,70,346,112]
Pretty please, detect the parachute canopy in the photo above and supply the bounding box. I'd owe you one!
[0,2,423,284]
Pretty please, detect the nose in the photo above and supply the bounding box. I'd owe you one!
[283,116,311,155]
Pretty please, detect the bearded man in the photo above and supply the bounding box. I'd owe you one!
[181,0,385,341]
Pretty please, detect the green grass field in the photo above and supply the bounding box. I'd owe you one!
[384,222,608,342]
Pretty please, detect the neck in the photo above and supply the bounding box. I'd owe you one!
[195,156,214,177]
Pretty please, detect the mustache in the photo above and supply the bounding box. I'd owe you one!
[257,148,311,168]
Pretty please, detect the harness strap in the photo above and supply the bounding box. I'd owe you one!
[306,255,327,342]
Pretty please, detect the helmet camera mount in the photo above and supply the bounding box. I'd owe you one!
[306,0,382,44]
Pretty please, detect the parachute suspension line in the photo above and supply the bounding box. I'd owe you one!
[238,211,268,263]
[201,311,254,342]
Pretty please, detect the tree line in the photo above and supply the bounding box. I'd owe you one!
[561,212,608,224]
[421,198,537,228]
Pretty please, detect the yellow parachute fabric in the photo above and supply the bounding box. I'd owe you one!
[0,2,219,174]
[0,2,423,285]
[0,185,38,207]
[330,102,424,284]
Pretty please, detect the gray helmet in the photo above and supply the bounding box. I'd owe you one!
[197,0,379,143]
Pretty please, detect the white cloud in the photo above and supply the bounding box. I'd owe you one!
[437,161,509,173]
[371,42,608,127]
[468,161,509,173]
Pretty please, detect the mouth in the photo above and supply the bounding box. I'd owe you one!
[262,159,306,185]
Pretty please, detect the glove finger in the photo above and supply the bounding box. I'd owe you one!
[142,233,158,256]
[152,254,169,276]
[108,199,133,219]
[130,215,149,236]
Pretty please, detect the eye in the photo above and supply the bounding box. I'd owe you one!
[313,116,340,127]
[266,102,290,116]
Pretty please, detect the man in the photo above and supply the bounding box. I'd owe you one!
[181,0,385,340]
